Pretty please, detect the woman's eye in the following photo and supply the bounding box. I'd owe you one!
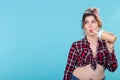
[84,21,88,24]
[92,21,96,23]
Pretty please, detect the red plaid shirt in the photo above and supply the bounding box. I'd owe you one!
[63,36,118,80]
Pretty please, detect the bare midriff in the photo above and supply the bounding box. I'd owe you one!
[73,64,105,80]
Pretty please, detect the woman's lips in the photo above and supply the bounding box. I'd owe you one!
[90,29,93,33]
[89,29,98,33]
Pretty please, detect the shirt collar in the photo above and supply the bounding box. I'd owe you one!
[84,36,90,45]
[84,36,103,46]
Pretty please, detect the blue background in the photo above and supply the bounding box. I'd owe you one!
[0,0,120,80]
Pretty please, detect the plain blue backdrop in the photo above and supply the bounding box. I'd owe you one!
[0,0,120,80]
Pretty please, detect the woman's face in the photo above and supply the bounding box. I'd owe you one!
[83,15,100,36]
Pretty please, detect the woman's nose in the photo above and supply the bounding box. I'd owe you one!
[89,23,92,28]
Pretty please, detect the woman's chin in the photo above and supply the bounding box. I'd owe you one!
[88,33,97,36]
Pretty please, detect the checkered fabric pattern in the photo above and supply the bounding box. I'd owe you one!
[63,36,118,80]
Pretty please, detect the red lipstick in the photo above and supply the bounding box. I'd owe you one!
[90,29,93,33]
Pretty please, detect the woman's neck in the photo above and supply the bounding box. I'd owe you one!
[86,35,98,44]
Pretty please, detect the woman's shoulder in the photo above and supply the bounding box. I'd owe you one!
[98,39,106,45]
[72,37,85,45]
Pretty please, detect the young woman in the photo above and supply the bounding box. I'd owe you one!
[63,8,118,80]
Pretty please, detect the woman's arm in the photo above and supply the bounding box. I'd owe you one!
[106,50,118,72]
[63,42,78,80]
[106,41,118,72]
